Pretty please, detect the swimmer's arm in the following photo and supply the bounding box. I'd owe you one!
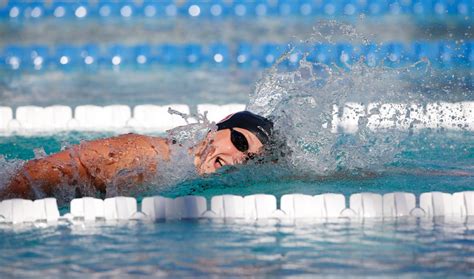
[1,133,170,199]
[1,150,90,200]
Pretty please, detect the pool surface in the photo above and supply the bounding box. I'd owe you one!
[0,129,473,277]
[1,0,473,277]
[0,130,472,198]
[1,219,474,277]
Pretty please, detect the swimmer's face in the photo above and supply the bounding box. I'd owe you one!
[195,128,264,175]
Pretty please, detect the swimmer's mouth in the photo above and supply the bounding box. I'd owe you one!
[215,157,225,168]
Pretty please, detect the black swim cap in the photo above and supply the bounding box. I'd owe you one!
[216,111,273,145]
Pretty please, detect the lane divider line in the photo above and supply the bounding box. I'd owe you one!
[1,191,473,225]
[0,102,473,135]
[2,0,470,20]
[1,41,473,70]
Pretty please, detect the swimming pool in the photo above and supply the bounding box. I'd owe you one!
[1,0,473,277]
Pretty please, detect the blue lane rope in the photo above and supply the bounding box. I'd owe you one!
[0,41,472,70]
[0,0,472,19]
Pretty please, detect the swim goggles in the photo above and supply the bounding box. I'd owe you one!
[230,128,249,152]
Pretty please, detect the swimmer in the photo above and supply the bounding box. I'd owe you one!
[0,111,273,200]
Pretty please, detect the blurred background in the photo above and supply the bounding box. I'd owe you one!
[0,0,472,110]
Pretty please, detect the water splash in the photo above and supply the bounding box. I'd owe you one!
[136,110,217,197]
[247,21,436,177]
[0,21,471,202]
[102,21,471,196]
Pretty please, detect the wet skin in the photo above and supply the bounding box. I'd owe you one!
[194,127,263,174]
[0,129,264,200]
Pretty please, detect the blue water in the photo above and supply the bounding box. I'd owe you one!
[1,219,474,277]
[0,129,472,277]
[0,61,473,279]
[0,130,472,199]
[1,2,474,277]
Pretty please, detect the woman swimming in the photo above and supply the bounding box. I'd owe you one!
[0,111,273,200]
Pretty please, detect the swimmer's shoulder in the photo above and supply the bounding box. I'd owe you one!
[116,133,171,159]
[72,133,171,160]
[114,133,166,143]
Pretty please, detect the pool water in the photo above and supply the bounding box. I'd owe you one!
[0,130,472,199]
[1,218,474,277]
[1,1,474,277]
[0,127,472,278]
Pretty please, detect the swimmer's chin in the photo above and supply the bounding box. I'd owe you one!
[196,164,239,176]
[194,154,221,175]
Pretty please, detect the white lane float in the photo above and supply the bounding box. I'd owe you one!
[1,191,473,226]
[0,102,472,135]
